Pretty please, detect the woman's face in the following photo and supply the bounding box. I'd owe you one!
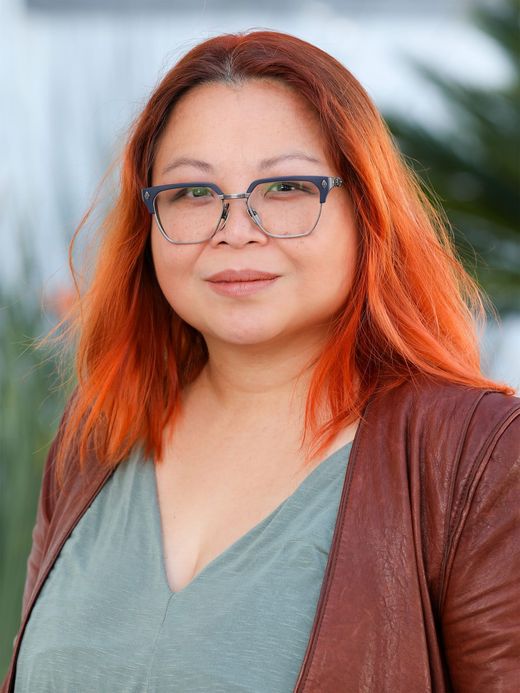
[150,79,358,350]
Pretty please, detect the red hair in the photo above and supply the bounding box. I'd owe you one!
[41,29,514,487]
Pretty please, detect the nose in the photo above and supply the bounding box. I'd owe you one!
[219,203,262,227]
[209,198,267,247]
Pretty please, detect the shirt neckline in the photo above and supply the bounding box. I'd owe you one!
[147,439,354,597]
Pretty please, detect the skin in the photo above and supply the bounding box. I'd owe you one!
[150,79,360,434]
[148,78,361,592]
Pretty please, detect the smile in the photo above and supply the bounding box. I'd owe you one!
[207,277,279,297]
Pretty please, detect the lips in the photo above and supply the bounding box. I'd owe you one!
[206,269,280,282]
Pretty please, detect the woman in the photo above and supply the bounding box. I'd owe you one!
[4,30,519,692]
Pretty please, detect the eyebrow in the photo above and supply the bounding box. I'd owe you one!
[159,151,323,177]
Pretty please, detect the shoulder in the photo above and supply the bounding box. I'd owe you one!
[43,387,103,509]
[370,373,520,441]
[365,376,519,621]
[361,375,519,514]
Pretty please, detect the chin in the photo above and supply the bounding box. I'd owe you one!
[218,331,280,346]
[204,322,287,347]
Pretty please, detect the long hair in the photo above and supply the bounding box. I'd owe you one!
[41,29,514,487]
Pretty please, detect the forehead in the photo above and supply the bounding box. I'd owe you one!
[151,79,330,181]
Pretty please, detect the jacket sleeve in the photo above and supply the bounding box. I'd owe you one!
[21,431,59,613]
[441,407,520,692]
[20,393,76,615]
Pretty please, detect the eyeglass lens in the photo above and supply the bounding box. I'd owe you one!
[153,179,321,243]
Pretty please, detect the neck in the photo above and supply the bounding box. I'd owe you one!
[186,331,329,421]
[172,330,360,463]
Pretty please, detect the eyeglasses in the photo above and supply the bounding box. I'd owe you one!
[141,175,344,245]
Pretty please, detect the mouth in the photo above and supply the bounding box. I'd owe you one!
[206,269,280,282]
[207,276,280,297]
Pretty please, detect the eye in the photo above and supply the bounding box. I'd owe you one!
[185,186,213,198]
[158,186,216,211]
[165,186,214,204]
[265,181,314,194]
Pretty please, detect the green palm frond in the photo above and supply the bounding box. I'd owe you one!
[384,0,520,313]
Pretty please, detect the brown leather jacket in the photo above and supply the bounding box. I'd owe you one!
[2,376,520,692]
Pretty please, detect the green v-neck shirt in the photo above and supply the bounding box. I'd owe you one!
[14,440,353,692]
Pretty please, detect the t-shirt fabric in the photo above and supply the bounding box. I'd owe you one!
[14,440,353,693]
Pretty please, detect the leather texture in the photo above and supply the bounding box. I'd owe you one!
[2,375,519,692]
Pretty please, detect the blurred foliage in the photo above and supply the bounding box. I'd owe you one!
[0,244,68,676]
[383,0,520,313]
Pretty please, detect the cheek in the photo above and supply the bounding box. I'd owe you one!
[150,231,194,311]
[332,238,358,298]
[323,217,359,302]
[296,227,358,310]
[151,234,173,297]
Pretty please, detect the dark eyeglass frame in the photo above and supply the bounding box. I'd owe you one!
[141,175,344,245]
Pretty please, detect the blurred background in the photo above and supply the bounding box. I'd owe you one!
[1,0,519,675]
